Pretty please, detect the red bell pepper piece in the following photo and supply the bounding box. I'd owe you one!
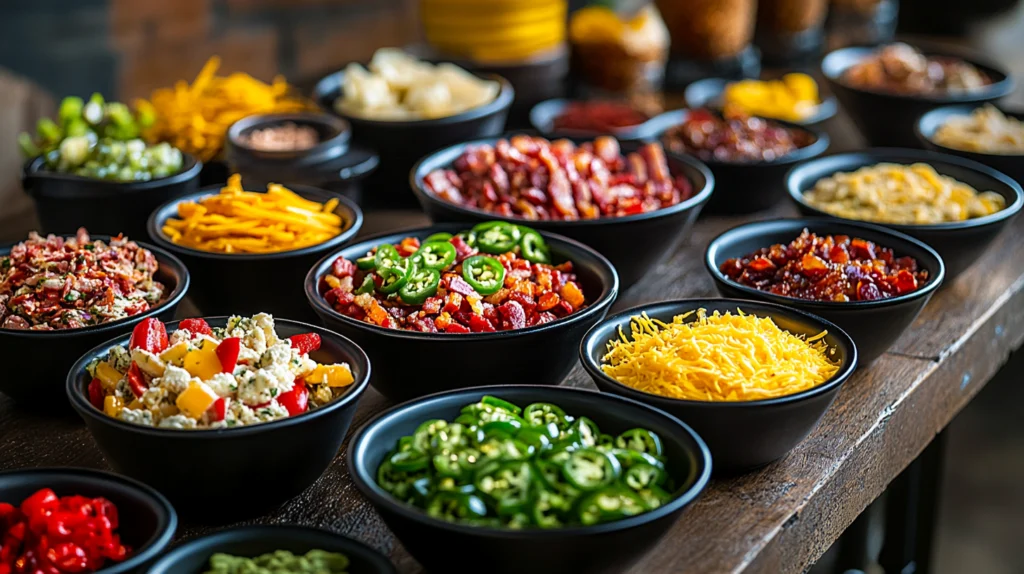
[444,322,471,334]
[215,338,240,373]
[126,363,146,398]
[277,381,309,416]
[47,542,87,572]
[177,318,212,336]
[128,318,168,353]
[288,333,321,355]
[467,314,496,333]
[87,379,104,410]
[210,397,227,422]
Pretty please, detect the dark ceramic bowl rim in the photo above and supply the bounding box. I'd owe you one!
[144,524,396,573]
[650,108,832,167]
[0,236,189,337]
[785,147,1024,231]
[579,298,858,408]
[527,98,654,139]
[915,104,1024,159]
[820,44,1016,104]
[66,316,371,437]
[304,224,619,341]
[409,134,715,228]
[0,467,177,574]
[681,77,840,125]
[226,112,352,157]
[348,384,712,537]
[23,152,202,194]
[146,184,364,261]
[704,218,946,310]
[316,71,515,128]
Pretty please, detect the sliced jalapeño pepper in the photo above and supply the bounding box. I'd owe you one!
[455,230,477,248]
[376,264,410,294]
[481,419,522,438]
[424,232,454,243]
[637,485,673,510]
[390,449,429,473]
[432,452,464,479]
[515,427,551,452]
[426,492,488,522]
[374,243,404,270]
[562,448,621,491]
[462,255,505,296]
[481,395,522,415]
[523,403,569,430]
[414,241,457,271]
[354,274,375,295]
[568,417,601,448]
[519,228,551,264]
[623,463,666,491]
[399,267,440,305]
[356,254,377,270]
[413,419,449,452]
[576,487,646,525]
[474,460,532,516]
[474,221,521,254]
[615,428,663,457]
[531,489,570,529]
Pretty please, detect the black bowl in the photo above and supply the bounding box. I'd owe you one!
[22,153,202,240]
[347,385,711,574]
[650,109,830,214]
[682,77,839,126]
[821,44,1015,147]
[305,224,618,403]
[786,148,1024,279]
[580,298,858,473]
[145,525,396,574]
[705,218,944,364]
[916,104,1024,184]
[67,317,371,521]
[0,237,188,404]
[313,69,514,208]
[409,136,714,290]
[147,184,363,321]
[0,467,177,573]
[528,98,661,141]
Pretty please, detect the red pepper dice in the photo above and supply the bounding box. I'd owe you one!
[288,333,321,355]
[128,318,168,354]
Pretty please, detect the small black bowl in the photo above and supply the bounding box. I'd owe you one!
[650,109,830,214]
[528,98,660,141]
[145,525,396,574]
[347,385,711,574]
[22,153,202,240]
[0,236,188,404]
[314,69,514,207]
[409,136,714,290]
[786,148,1024,279]
[682,77,839,126]
[580,298,858,473]
[821,43,1015,147]
[0,467,177,573]
[916,104,1024,184]
[147,184,363,321]
[67,317,371,521]
[305,224,618,403]
[704,218,944,364]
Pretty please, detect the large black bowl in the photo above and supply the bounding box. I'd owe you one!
[67,317,371,521]
[314,69,514,208]
[0,236,188,404]
[409,136,714,290]
[0,467,177,573]
[580,298,858,473]
[305,224,618,403]
[786,148,1024,280]
[682,77,839,126]
[22,154,202,240]
[650,109,830,214]
[916,104,1024,184]
[705,218,944,364]
[821,44,1015,147]
[145,525,396,574]
[347,385,711,574]
[147,184,362,321]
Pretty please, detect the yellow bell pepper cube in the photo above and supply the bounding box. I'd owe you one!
[159,341,190,367]
[175,381,219,419]
[103,395,124,418]
[95,362,123,390]
[183,340,222,381]
[305,364,354,387]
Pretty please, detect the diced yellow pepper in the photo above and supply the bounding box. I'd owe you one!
[183,340,222,381]
[324,275,341,289]
[103,395,124,418]
[159,341,190,367]
[95,362,123,390]
[127,399,144,410]
[305,363,354,387]
[152,404,180,418]
[175,381,219,419]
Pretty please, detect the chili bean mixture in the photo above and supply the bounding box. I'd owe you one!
[719,229,928,301]
[0,229,164,330]
[842,43,991,95]
[551,101,649,133]
[661,108,814,162]
[322,223,587,333]
[423,135,693,220]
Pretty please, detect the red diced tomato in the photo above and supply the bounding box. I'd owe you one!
[87,378,104,409]
[128,318,168,353]
[178,318,212,336]
[277,381,309,416]
[289,333,321,354]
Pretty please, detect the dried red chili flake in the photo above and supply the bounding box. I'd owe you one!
[551,101,650,133]
[0,487,131,573]
[720,229,929,302]
[422,135,693,221]
[661,108,814,163]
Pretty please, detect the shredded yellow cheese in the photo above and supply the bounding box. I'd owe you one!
[601,309,840,402]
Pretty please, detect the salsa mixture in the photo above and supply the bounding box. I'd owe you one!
[86,315,355,429]
[661,108,814,162]
[551,101,650,133]
[204,550,350,574]
[422,135,693,220]
[377,396,677,528]
[719,229,929,302]
[323,223,586,333]
[842,43,991,95]
[0,229,164,331]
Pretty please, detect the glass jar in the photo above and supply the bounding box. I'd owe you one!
[827,0,898,49]
[756,0,829,65]
[657,0,760,88]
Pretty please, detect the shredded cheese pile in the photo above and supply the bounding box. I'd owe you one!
[601,309,840,402]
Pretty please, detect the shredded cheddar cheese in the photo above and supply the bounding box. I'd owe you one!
[601,309,840,402]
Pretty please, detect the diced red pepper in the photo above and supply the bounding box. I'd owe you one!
[421,297,443,315]
[128,318,168,353]
[177,318,212,336]
[467,314,496,333]
[210,397,227,422]
[442,292,463,314]
[331,257,356,279]
[277,380,309,416]
[126,362,146,398]
[47,542,88,572]
[87,379,103,410]
[215,338,240,373]
[444,322,471,334]
[288,333,321,355]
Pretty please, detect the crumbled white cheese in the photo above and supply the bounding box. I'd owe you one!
[119,408,153,426]
[206,372,238,398]
[157,364,192,394]
[140,386,168,408]
[158,414,197,430]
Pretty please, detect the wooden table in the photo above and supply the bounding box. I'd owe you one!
[1,115,1022,574]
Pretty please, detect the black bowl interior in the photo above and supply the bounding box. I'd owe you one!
[682,77,839,125]
[146,525,396,574]
[0,468,176,573]
[227,112,352,160]
[528,98,655,140]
